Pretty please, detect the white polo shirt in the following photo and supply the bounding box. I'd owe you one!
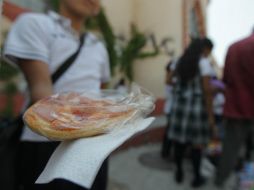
[4,11,111,142]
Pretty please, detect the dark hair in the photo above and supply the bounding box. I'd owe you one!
[176,38,213,82]
[166,61,173,72]
[202,38,214,50]
[119,78,125,86]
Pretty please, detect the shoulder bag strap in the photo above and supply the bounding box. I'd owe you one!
[51,33,86,84]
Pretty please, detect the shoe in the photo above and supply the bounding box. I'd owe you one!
[235,158,244,172]
[191,176,206,188]
[175,170,184,184]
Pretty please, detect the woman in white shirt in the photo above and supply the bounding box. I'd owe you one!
[4,0,110,190]
[168,38,215,188]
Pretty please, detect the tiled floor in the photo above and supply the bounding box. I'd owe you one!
[108,144,237,190]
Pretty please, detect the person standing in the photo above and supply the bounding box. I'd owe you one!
[161,60,176,159]
[4,0,110,189]
[215,32,254,187]
[168,38,215,188]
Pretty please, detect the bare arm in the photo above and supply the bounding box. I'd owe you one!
[18,60,53,104]
[165,70,173,85]
[101,83,108,90]
[202,76,215,128]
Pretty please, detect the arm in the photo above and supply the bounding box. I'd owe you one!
[100,43,111,90]
[165,70,174,85]
[223,47,233,85]
[202,76,215,128]
[223,53,229,85]
[4,14,52,103]
[101,83,108,89]
[18,60,53,104]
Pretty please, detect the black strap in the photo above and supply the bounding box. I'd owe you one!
[0,34,87,143]
[51,33,86,84]
[27,34,86,107]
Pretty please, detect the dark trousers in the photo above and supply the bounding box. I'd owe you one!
[215,119,254,186]
[161,114,172,158]
[17,142,108,190]
[245,133,253,160]
[0,143,18,190]
[174,142,203,180]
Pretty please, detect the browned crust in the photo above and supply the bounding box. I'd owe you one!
[24,106,136,141]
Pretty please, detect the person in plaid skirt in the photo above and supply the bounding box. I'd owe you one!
[168,38,216,188]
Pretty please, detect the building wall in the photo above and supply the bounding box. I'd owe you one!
[103,0,184,97]
[102,0,134,37]
[133,0,183,97]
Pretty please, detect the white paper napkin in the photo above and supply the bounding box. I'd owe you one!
[36,117,155,188]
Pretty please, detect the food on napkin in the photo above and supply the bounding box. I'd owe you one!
[23,85,155,141]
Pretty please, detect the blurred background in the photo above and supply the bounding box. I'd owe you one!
[1,0,254,190]
[2,0,254,99]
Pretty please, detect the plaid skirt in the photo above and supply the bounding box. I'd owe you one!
[168,92,210,145]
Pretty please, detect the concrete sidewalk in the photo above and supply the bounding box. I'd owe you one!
[108,144,236,190]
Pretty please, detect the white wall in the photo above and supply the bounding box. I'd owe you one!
[208,0,254,66]
[133,0,183,97]
[103,0,183,97]
[102,0,134,37]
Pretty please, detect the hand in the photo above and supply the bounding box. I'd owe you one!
[210,126,219,140]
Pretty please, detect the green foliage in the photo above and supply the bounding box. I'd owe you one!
[4,81,18,95]
[120,26,147,81]
[0,60,19,80]
[1,82,18,118]
[119,25,159,81]
[51,0,60,11]
[88,10,118,75]
[0,59,19,118]
[87,11,159,81]
[1,97,14,118]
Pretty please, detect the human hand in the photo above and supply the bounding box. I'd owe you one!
[210,126,219,140]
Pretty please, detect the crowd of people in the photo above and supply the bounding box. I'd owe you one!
[162,33,254,188]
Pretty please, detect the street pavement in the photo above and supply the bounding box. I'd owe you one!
[108,144,237,190]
